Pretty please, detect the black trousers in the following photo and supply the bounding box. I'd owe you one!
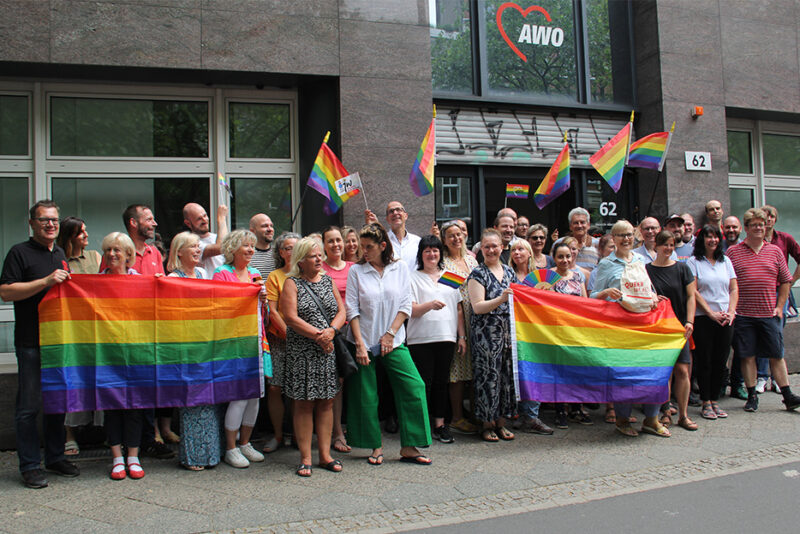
[693,315,733,401]
[409,341,456,420]
[106,409,144,449]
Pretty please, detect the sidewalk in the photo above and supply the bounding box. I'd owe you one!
[1,377,799,534]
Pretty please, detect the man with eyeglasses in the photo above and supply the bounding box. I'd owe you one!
[514,216,530,238]
[0,200,80,488]
[633,217,677,264]
[726,208,800,413]
[365,201,420,270]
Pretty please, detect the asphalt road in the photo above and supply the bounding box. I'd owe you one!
[411,460,800,533]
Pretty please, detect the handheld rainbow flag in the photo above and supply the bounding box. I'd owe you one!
[218,172,233,199]
[522,269,561,289]
[38,275,264,413]
[589,112,633,192]
[438,271,466,289]
[533,139,570,209]
[409,106,436,197]
[628,121,675,172]
[308,132,357,215]
[510,284,685,404]
[506,183,530,199]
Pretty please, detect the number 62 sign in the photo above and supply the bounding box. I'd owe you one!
[684,151,712,171]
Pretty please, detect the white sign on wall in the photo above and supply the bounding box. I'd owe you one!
[685,151,712,171]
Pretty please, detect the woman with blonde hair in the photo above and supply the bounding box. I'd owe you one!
[440,220,479,434]
[166,231,206,279]
[342,225,362,262]
[212,229,268,468]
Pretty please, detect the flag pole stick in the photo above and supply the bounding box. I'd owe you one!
[291,131,331,231]
[360,174,371,213]
[645,121,675,217]
[505,184,508,209]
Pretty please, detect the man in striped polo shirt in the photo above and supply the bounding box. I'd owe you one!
[726,208,800,412]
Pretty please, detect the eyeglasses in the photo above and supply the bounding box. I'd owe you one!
[614,233,634,239]
[34,217,59,225]
[527,235,546,241]
[387,207,406,215]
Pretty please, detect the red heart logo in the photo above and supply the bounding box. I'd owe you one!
[496,3,552,63]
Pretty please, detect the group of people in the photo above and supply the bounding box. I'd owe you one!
[2,196,799,488]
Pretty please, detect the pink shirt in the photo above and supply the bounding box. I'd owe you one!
[324,261,353,301]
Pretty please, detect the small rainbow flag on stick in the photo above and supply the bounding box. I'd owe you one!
[589,112,633,192]
[522,269,561,289]
[218,172,233,199]
[506,183,530,199]
[409,106,436,197]
[534,138,570,210]
[628,121,675,172]
[308,132,358,215]
[438,271,466,289]
[511,284,686,404]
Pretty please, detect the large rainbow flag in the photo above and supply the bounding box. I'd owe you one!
[511,284,685,404]
[533,142,570,209]
[409,114,436,197]
[628,121,675,172]
[589,115,632,193]
[39,275,264,414]
[308,134,356,215]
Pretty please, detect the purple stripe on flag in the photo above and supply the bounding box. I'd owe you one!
[519,381,669,405]
[42,378,262,414]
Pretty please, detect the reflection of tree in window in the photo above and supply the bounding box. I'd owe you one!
[431,0,473,93]
[486,0,577,100]
[586,0,612,103]
[229,103,291,159]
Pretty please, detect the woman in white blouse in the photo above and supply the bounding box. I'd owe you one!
[345,223,432,465]
[686,225,738,420]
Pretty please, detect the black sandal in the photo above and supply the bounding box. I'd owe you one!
[318,459,343,472]
[296,464,312,477]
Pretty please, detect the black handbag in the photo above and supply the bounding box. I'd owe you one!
[296,279,358,379]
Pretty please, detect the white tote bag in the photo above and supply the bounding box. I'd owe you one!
[619,261,657,313]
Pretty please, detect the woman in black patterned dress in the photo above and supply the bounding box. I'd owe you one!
[281,237,346,477]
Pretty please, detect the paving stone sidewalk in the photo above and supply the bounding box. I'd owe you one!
[1,377,799,534]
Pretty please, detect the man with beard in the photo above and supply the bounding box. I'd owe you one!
[183,203,228,275]
[476,215,515,264]
[249,213,276,279]
[665,214,693,261]
[722,216,742,252]
[99,204,165,275]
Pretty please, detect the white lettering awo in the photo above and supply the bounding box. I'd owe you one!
[517,24,564,47]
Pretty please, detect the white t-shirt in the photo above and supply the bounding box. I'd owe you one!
[198,233,225,275]
[686,255,737,315]
[406,269,462,345]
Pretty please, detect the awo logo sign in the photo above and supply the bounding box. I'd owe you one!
[496,2,565,63]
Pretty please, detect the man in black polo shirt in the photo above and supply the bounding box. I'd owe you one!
[0,200,80,488]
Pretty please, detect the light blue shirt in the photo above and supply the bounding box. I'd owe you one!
[633,245,678,264]
[590,252,646,299]
[674,241,694,262]
[686,255,736,315]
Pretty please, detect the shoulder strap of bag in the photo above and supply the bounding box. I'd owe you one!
[295,278,332,328]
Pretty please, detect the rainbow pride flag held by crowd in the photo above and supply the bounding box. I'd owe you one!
[510,284,686,404]
[506,183,529,199]
[308,132,357,215]
[39,275,264,414]
[589,112,633,192]
[409,112,436,197]
[533,142,570,209]
[628,121,675,172]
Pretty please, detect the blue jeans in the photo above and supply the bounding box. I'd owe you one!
[15,346,65,473]
[518,400,541,419]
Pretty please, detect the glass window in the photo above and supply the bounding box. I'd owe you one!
[586,0,634,105]
[0,95,29,156]
[727,131,752,174]
[762,133,800,176]
[0,177,29,261]
[430,0,474,93]
[485,0,577,101]
[0,322,14,354]
[231,178,292,236]
[228,102,291,159]
[50,97,209,158]
[435,176,471,224]
[52,177,209,253]
[729,188,754,221]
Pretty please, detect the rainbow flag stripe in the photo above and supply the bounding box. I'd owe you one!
[589,122,631,193]
[39,275,264,414]
[511,284,685,404]
[308,142,351,215]
[534,143,570,209]
[628,131,669,170]
[438,271,466,288]
[409,117,435,197]
[506,183,530,199]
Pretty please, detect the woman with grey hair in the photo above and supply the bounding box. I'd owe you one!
[212,229,268,468]
[262,231,302,454]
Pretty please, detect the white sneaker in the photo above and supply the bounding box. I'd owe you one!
[755,377,767,394]
[224,448,250,468]
[239,442,264,463]
[771,379,781,394]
